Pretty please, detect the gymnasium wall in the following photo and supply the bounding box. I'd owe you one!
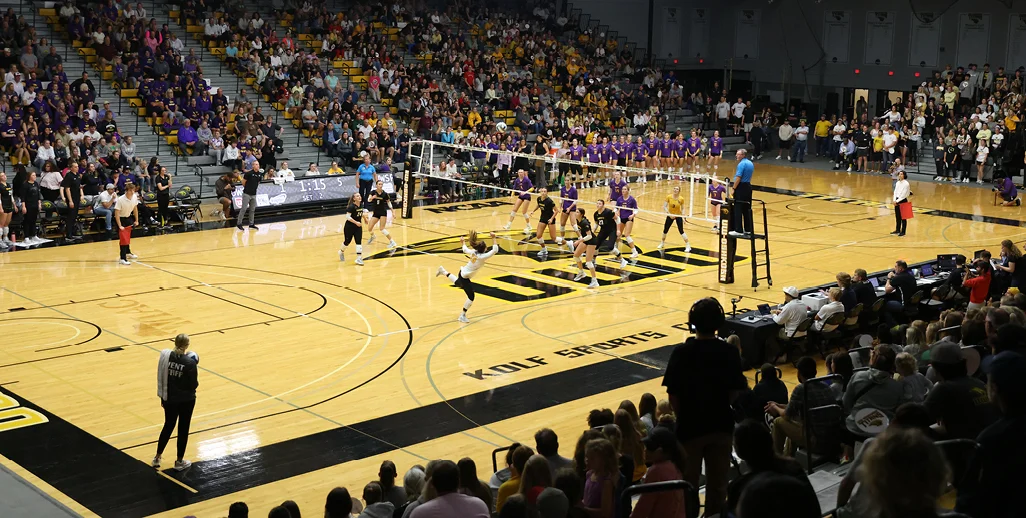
[571,0,1024,91]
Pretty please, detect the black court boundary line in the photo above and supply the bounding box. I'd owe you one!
[127,344,675,515]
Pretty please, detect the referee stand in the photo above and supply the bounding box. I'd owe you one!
[721,198,773,290]
[741,199,773,290]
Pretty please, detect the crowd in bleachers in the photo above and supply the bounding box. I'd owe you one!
[765,62,1025,195]
[204,247,1026,518]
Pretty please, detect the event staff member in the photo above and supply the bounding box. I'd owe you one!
[892,170,911,236]
[730,149,755,237]
[153,333,198,471]
[115,182,140,265]
[60,163,83,241]
[237,163,261,231]
[356,155,377,205]
[154,167,172,226]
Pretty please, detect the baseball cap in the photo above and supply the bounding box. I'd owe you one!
[929,342,965,365]
[982,351,1026,395]
[536,488,569,518]
[105,183,115,190]
[641,425,677,452]
[783,286,799,298]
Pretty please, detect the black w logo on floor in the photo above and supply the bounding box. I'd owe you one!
[368,232,744,302]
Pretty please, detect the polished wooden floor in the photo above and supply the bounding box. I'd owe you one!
[0,164,1022,517]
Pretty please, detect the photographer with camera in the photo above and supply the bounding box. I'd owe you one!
[963,256,994,311]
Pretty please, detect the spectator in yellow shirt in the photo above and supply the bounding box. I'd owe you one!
[496,445,533,512]
[327,161,344,175]
[814,115,832,157]
[467,109,482,129]
[977,126,992,147]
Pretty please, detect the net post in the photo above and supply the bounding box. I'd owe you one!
[688,173,696,219]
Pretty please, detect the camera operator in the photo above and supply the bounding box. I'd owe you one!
[963,257,993,311]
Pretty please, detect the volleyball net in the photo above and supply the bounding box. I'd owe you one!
[401,139,732,223]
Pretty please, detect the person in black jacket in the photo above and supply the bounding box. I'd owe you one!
[154,333,199,471]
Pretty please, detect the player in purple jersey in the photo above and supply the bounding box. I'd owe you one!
[708,130,724,171]
[608,171,628,202]
[616,136,629,168]
[631,137,646,163]
[665,133,684,181]
[558,182,579,247]
[586,139,602,189]
[686,129,702,177]
[503,169,534,234]
[708,173,728,232]
[646,134,660,170]
[595,136,607,186]
[568,138,585,189]
[655,133,672,183]
[614,185,640,260]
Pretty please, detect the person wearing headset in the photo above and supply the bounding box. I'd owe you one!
[661,297,748,517]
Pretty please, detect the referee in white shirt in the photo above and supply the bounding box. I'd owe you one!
[892,170,911,236]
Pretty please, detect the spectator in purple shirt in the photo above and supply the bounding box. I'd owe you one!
[177,119,198,155]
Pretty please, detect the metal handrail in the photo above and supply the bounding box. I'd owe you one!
[619,480,698,518]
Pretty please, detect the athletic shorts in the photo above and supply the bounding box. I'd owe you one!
[710,151,721,157]
[871,151,882,161]
[594,228,615,245]
[857,147,869,157]
[663,215,684,234]
[634,158,646,163]
[617,158,627,167]
[539,211,555,224]
[1,202,12,213]
[518,193,532,201]
[372,207,388,218]
[779,140,792,149]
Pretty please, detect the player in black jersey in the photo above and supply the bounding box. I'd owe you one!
[339,193,365,265]
[591,199,627,274]
[364,180,397,249]
[0,172,12,249]
[570,208,598,288]
[530,188,557,258]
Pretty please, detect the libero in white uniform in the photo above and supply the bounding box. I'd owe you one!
[436,231,499,323]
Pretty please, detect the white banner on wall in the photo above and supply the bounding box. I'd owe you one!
[734,9,761,59]
[1007,14,1026,71]
[909,12,942,67]
[956,13,990,66]
[864,11,896,65]
[689,8,710,60]
[661,7,682,59]
[822,10,851,64]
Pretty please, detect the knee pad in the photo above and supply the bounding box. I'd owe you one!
[626,237,634,245]
[509,211,517,217]
[355,245,363,254]
[585,261,595,269]
[559,226,566,234]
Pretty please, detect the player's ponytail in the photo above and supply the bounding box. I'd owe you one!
[467,230,479,247]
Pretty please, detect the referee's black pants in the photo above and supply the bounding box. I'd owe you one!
[733,182,754,234]
[157,398,196,460]
[359,179,373,205]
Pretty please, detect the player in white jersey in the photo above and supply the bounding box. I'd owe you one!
[436,230,499,323]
